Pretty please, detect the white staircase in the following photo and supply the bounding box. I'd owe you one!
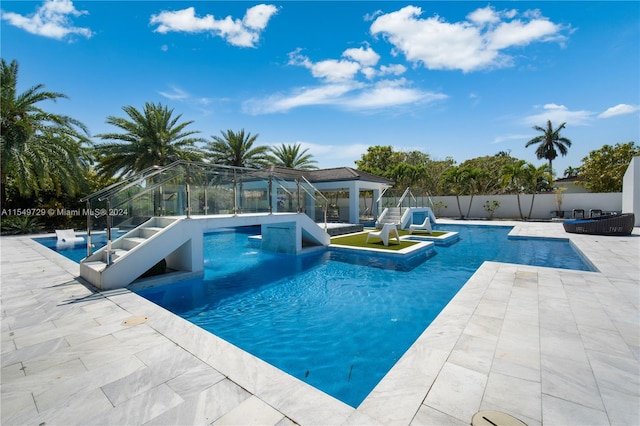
[376,207,402,228]
[80,217,200,290]
[376,207,437,230]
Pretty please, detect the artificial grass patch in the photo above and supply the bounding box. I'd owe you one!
[330,232,417,251]
[330,229,450,251]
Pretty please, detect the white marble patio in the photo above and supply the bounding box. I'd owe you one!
[1,220,638,425]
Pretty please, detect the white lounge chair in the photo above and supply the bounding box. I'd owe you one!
[366,223,400,246]
[55,229,84,243]
[409,218,432,234]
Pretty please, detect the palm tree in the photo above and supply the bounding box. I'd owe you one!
[524,164,553,219]
[442,166,474,219]
[268,143,318,170]
[95,102,205,177]
[525,120,572,176]
[500,160,528,220]
[563,166,579,178]
[1,58,91,203]
[206,129,269,168]
[464,167,485,219]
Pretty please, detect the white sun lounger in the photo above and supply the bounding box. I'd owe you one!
[409,217,432,234]
[366,223,400,246]
[55,229,84,243]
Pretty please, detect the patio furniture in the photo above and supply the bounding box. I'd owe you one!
[409,217,432,234]
[572,209,585,219]
[55,229,84,243]
[563,213,635,236]
[366,223,400,246]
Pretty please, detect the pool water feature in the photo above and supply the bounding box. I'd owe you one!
[135,224,595,407]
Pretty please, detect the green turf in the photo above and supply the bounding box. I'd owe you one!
[330,232,415,250]
[330,229,449,251]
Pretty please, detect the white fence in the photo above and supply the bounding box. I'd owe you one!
[325,192,623,222]
[418,192,622,220]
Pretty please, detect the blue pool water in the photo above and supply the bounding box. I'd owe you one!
[34,231,127,263]
[133,224,595,407]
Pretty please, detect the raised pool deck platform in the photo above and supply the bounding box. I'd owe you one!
[1,220,638,425]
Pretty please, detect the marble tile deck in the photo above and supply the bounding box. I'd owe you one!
[1,220,638,425]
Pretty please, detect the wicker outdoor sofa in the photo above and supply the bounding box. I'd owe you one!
[563,213,635,236]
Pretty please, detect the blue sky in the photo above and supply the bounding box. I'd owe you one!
[2,1,639,175]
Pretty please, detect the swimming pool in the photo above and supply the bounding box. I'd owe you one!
[134,224,595,407]
[34,231,127,263]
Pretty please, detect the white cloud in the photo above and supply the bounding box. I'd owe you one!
[343,79,447,109]
[370,5,567,72]
[343,46,380,67]
[598,104,640,119]
[149,4,277,48]
[250,43,444,114]
[488,19,562,50]
[467,6,501,26]
[158,85,190,100]
[1,0,92,40]
[243,78,446,114]
[289,49,361,82]
[523,103,593,126]
[243,4,277,30]
[157,85,216,116]
[379,64,406,76]
[243,83,359,114]
[312,59,361,82]
[492,134,532,144]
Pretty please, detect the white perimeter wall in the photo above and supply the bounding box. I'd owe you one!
[622,156,640,226]
[426,193,622,220]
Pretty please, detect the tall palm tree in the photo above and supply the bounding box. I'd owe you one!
[95,102,205,177]
[524,164,553,219]
[500,160,528,220]
[1,58,91,203]
[268,143,318,170]
[464,167,485,219]
[206,129,269,168]
[442,166,474,219]
[525,120,572,176]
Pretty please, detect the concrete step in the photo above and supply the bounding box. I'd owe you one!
[83,261,107,272]
[139,227,162,238]
[110,248,129,260]
[122,237,147,250]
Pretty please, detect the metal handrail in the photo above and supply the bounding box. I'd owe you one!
[376,186,389,203]
[396,187,412,207]
[300,175,329,230]
[79,164,164,203]
[300,175,329,203]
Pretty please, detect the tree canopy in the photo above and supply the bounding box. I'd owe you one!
[1,58,91,202]
[457,154,520,195]
[525,120,572,176]
[578,142,639,192]
[95,102,204,178]
[206,129,269,168]
[268,143,318,169]
[355,145,454,194]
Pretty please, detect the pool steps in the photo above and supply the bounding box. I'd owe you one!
[80,217,192,291]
